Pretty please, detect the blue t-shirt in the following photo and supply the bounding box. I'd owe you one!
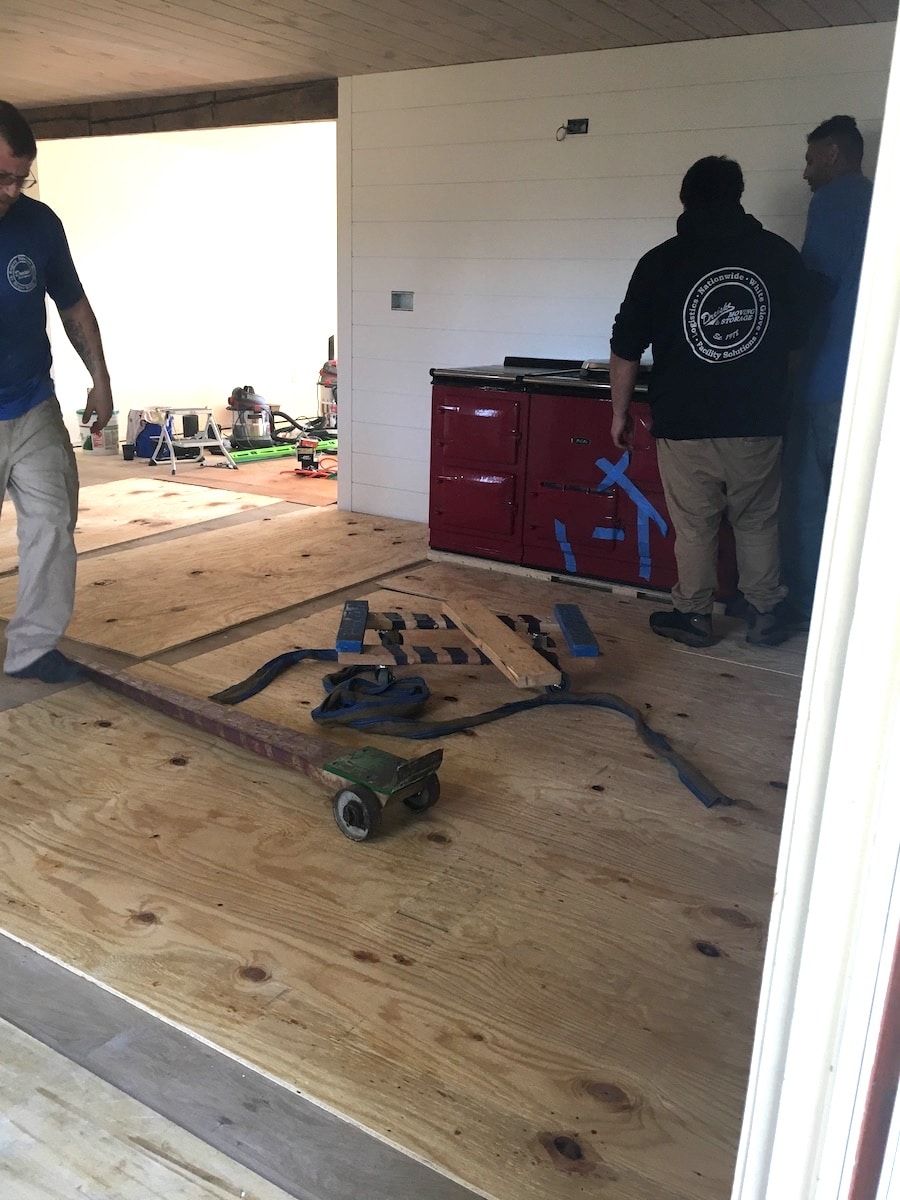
[797,172,873,406]
[0,194,85,420]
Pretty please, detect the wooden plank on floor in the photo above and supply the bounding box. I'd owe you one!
[440,596,562,687]
[0,562,802,1200]
[0,508,428,656]
[0,478,280,574]
[0,1014,295,1200]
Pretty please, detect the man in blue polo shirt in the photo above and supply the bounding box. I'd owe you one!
[779,114,873,628]
[0,98,114,683]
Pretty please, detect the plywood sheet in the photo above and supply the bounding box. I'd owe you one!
[0,477,279,574]
[167,457,337,506]
[0,562,802,1200]
[0,508,428,656]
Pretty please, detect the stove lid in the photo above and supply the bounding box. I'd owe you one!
[430,356,584,384]
[579,360,652,381]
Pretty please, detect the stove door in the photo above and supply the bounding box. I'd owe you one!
[429,385,528,561]
[523,393,677,587]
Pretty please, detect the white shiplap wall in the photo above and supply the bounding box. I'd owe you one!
[339,24,894,522]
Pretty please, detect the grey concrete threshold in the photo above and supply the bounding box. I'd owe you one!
[0,933,479,1200]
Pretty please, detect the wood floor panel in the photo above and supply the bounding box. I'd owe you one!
[0,562,802,1200]
[166,457,338,506]
[0,477,279,574]
[0,508,428,656]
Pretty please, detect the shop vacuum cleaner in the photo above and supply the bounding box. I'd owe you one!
[226,385,311,453]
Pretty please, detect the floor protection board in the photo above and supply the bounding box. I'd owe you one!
[0,477,280,575]
[0,562,804,1200]
[0,508,428,657]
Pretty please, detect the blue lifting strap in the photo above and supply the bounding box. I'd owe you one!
[210,654,729,808]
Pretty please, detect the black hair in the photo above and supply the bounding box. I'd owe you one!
[0,99,37,159]
[807,114,864,166]
[679,155,744,210]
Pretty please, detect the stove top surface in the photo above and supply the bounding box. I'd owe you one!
[430,357,651,391]
[430,356,583,383]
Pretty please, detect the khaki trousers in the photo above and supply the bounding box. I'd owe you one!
[0,396,80,673]
[655,436,787,615]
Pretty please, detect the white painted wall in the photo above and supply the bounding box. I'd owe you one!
[34,122,336,444]
[340,24,893,522]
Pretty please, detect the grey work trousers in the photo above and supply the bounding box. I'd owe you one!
[0,396,80,674]
[656,435,787,615]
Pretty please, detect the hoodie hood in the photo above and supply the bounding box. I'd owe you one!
[676,204,763,247]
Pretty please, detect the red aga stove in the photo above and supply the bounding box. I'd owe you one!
[428,357,737,597]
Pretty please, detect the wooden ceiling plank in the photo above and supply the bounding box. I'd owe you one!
[6,0,436,88]
[23,0,436,80]
[855,0,900,19]
[648,0,748,38]
[445,0,641,50]
[468,0,633,49]
[805,0,879,23]
[701,0,789,34]
[756,0,831,28]
[365,0,585,57]
[149,0,468,68]
[4,1,333,75]
[186,0,576,70]
[589,0,719,42]
[262,0,536,60]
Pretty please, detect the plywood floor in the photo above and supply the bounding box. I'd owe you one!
[0,506,428,655]
[0,477,280,574]
[0,470,804,1200]
[166,456,338,506]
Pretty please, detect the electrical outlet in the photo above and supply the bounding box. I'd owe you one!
[565,118,589,135]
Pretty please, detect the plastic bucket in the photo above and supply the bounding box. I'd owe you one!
[77,409,119,454]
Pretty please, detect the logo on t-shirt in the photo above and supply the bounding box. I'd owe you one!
[683,268,770,362]
[6,254,38,293]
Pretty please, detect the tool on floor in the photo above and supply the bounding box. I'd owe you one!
[210,599,731,808]
[227,386,313,451]
[296,436,338,477]
[228,444,298,463]
[70,655,443,842]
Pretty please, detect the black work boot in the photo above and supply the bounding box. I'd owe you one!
[649,609,714,648]
[745,604,790,646]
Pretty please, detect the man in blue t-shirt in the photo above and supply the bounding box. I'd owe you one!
[0,98,114,683]
[779,114,873,628]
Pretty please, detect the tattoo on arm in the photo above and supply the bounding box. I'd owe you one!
[61,303,109,382]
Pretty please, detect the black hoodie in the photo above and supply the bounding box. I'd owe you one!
[610,205,809,438]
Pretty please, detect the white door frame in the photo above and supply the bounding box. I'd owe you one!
[732,20,900,1200]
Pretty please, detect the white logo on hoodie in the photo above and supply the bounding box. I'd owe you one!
[683,268,769,362]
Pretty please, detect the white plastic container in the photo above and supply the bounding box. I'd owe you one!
[77,407,119,454]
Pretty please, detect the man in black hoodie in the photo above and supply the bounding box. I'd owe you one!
[609,156,808,648]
